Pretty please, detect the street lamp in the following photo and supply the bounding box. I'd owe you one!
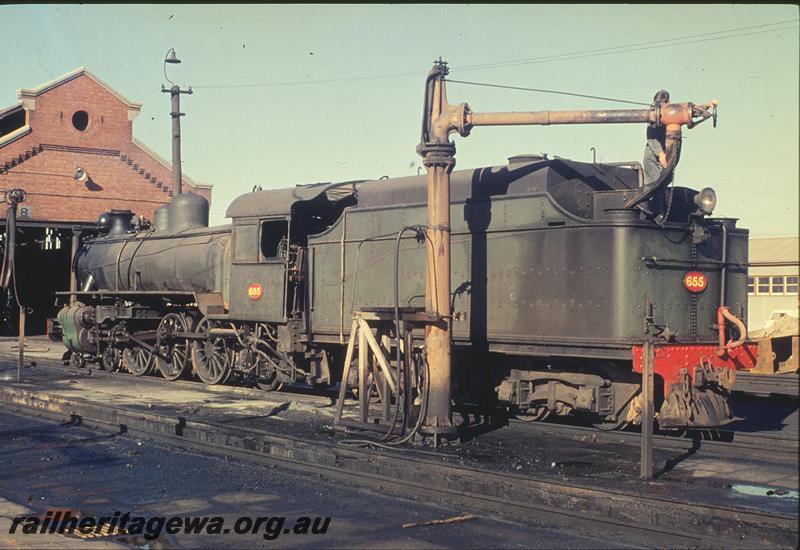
[161,48,193,196]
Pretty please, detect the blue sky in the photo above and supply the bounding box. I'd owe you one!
[1,4,797,235]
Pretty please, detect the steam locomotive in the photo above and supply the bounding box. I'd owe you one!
[55,150,755,430]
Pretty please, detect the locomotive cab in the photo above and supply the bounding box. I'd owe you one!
[225,181,358,323]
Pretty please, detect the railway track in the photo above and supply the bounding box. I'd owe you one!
[734,371,799,398]
[0,381,796,548]
[7,354,797,462]
[507,418,798,462]
[7,351,337,406]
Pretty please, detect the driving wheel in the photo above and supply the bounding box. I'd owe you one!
[191,318,233,385]
[122,345,154,376]
[155,312,191,381]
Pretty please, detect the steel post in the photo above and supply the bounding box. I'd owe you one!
[415,61,461,443]
[419,152,458,442]
[640,340,655,479]
[162,81,191,195]
[17,306,24,383]
[170,86,182,196]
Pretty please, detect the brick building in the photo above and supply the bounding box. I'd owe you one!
[0,67,212,334]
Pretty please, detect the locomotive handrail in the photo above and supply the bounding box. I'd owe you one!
[54,290,198,303]
[641,257,747,269]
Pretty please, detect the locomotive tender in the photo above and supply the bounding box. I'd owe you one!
[57,149,752,430]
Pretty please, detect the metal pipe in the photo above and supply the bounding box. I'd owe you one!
[721,307,747,350]
[716,305,748,357]
[719,222,728,311]
[114,238,130,291]
[69,230,80,304]
[623,126,682,210]
[716,307,727,357]
[469,109,653,127]
[416,62,459,442]
[747,260,800,267]
[0,202,19,289]
[464,100,715,135]
[339,209,348,343]
[421,159,457,441]
[208,327,238,337]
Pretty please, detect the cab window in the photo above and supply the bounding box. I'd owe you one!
[234,224,258,262]
[260,220,288,261]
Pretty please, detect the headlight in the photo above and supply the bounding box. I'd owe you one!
[693,187,716,216]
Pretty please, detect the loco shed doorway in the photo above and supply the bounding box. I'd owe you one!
[0,222,91,336]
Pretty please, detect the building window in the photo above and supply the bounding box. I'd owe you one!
[72,110,89,131]
[750,274,799,295]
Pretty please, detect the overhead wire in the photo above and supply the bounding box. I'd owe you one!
[187,19,798,91]
[479,25,798,70]
[455,18,798,72]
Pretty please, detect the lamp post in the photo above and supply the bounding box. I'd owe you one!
[161,48,192,196]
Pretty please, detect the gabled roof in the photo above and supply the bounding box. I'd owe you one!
[17,67,142,113]
[0,104,23,119]
[131,138,212,191]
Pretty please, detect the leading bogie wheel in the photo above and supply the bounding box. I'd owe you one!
[122,345,154,376]
[156,312,192,381]
[100,345,123,373]
[191,318,233,385]
[256,369,283,392]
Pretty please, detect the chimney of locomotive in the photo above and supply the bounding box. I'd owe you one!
[107,210,136,236]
